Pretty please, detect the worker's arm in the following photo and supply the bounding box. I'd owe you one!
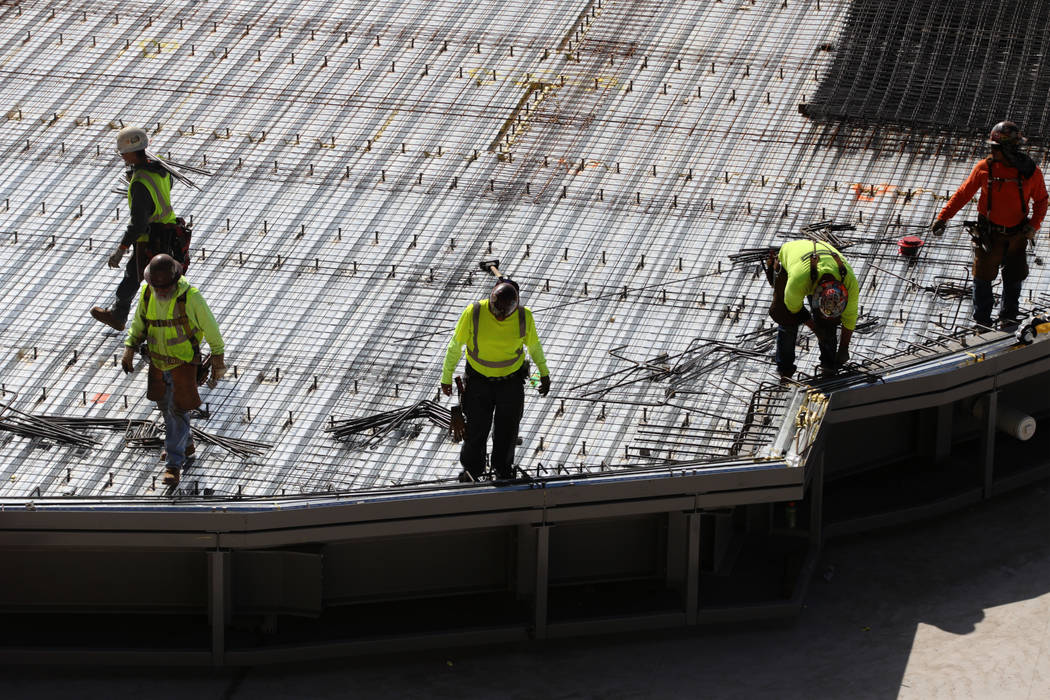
[187,290,225,356]
[120,181,153,249]
[1028,168,1048,230]
[839,269,860,332]
[441,305,473,385]
[781,270,813,322]
[523,309,549,377]
[937,161,986,223]
[125,287,147,347]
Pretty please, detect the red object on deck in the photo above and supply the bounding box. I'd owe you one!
[898,235,924,257]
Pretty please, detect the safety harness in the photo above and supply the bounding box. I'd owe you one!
[805,241,847,281]
[985,156,1028,223]
[140,285,202,367]
[467,302,527,369]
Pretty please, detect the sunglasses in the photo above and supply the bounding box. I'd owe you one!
[151,278,178,292]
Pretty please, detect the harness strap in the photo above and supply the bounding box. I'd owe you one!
[986,157,1028,219]
[142,287,201,364]
[466,302,526,369]
[807,241,847,282]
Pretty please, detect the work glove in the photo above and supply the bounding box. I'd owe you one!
[538,375,551,396]
[441,383,453,397]
[835,346,850,367]
[930,219,947,236]
[120,346,136,374]
[207,354,226,388]
[1024,223,1038,241]
[108,246,126,268]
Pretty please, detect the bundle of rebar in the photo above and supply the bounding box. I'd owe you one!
[799,220,856,249]
[124,419,271,458]
[327,400,451,448]
[0,403,101,446]
[191,427,272,458]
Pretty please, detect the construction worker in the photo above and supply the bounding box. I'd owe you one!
[767,240,859,378]
[441,281,550,482]
[931,120,1048,327]
[91,126,182,331]
[121,254,225,486]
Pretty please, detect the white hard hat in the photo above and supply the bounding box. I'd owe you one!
[116,126,148,154]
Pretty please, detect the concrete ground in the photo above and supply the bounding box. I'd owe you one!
[2,480,1048,700]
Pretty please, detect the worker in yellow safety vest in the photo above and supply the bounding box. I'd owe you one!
[92,126,186,331]
[441,281,550,482]
[121,254,226,487]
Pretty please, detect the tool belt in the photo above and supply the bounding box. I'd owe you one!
[466,361,529,383]
[965,217,1028,254]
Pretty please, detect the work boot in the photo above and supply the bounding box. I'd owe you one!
[160,439,195,463]
[457,470,476,483]
[815,363,838,378]
[162,465,181,487]
[90,306,125,331]
[999,314,1021,331]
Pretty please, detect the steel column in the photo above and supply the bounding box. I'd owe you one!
[979,391,997,497]
[208,550,229,666]
[686,512,700,625]
[533,525,549,639]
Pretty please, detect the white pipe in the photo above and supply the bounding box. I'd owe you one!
[996,405,1037,442]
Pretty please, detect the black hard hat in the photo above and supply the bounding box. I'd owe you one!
[143,253,183,288]
[489,281,519,318]
[987,121,1026,147]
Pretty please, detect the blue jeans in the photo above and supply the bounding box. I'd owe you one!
[158,370,192,468]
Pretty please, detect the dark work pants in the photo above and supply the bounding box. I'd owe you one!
[111,253,140,327]
[460,366,525,479]
[775,318,838,375]
[972,221,1028,324]
[769,269,837,375]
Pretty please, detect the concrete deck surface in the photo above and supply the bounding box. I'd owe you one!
[2,479,1048,700]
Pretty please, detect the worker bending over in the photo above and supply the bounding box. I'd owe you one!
[767,240,859,379]
[931,120,1048,328]
[441,281,550,482]
[122,254,226,487]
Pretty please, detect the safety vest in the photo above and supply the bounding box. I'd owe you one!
[127,166,175,226]
[466,302,527,371]
[137,282,202,371]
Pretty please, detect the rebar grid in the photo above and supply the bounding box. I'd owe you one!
[802,1,1050,138]
[0,0,1042,500]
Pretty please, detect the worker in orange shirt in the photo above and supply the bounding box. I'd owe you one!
[931,121,1048,327]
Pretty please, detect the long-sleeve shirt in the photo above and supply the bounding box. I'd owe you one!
[778,240,860,331]
[126,278,224,371]
[442,299,548,383]
[120,162,173,248]
[938,158,1048,229]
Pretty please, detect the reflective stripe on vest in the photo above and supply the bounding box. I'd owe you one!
[142,286,201,366]
[466,303,527,368]
[127,167,176,225]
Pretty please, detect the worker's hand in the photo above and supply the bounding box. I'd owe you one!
[1024,223,1038,241]
[835,346,850,367]
[120,346,136,374]
[441,383,452,397]
[207,354,226,388]
[538,375,551,396]
[930,219,947,237]
[108,246,126,268]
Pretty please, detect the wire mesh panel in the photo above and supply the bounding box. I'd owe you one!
[801,0,1050,139]
[0,0,1045,501]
